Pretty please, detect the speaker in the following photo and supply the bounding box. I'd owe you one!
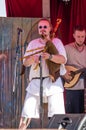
[47,114,86,130]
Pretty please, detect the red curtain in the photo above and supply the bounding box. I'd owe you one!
[69,0,86,42]
[50,0,86,45]
[5,0,42,17]
[5,0,86,44]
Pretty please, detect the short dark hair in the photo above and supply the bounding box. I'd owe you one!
[73,25,86,32]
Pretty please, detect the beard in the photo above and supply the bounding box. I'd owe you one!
[40,30,47,39]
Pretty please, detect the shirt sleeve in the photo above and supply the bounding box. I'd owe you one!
[52,38,67,75]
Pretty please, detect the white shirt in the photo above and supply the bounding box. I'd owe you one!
[23,37,67,96]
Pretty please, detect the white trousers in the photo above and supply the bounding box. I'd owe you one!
[21,92,65,118]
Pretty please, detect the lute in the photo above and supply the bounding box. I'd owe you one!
[64,65,86,88]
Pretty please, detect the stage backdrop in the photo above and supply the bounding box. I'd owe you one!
[0,17,40,128]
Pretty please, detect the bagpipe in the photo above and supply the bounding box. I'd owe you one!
[20,19,62,81]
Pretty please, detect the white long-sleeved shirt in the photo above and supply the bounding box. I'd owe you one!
[23,37,67,96]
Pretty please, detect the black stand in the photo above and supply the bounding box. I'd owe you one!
[12,28,22,127]
[13,28,22,92]
[39,55,44,128]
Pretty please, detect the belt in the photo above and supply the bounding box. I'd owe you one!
[32,76,49,80]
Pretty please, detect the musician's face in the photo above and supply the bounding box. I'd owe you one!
[38,20,51,37]
[73,30,86,46]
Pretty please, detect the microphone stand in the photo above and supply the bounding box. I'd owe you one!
[13,28,22,92]
[39,55,44,128]
[12,28,22,127]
